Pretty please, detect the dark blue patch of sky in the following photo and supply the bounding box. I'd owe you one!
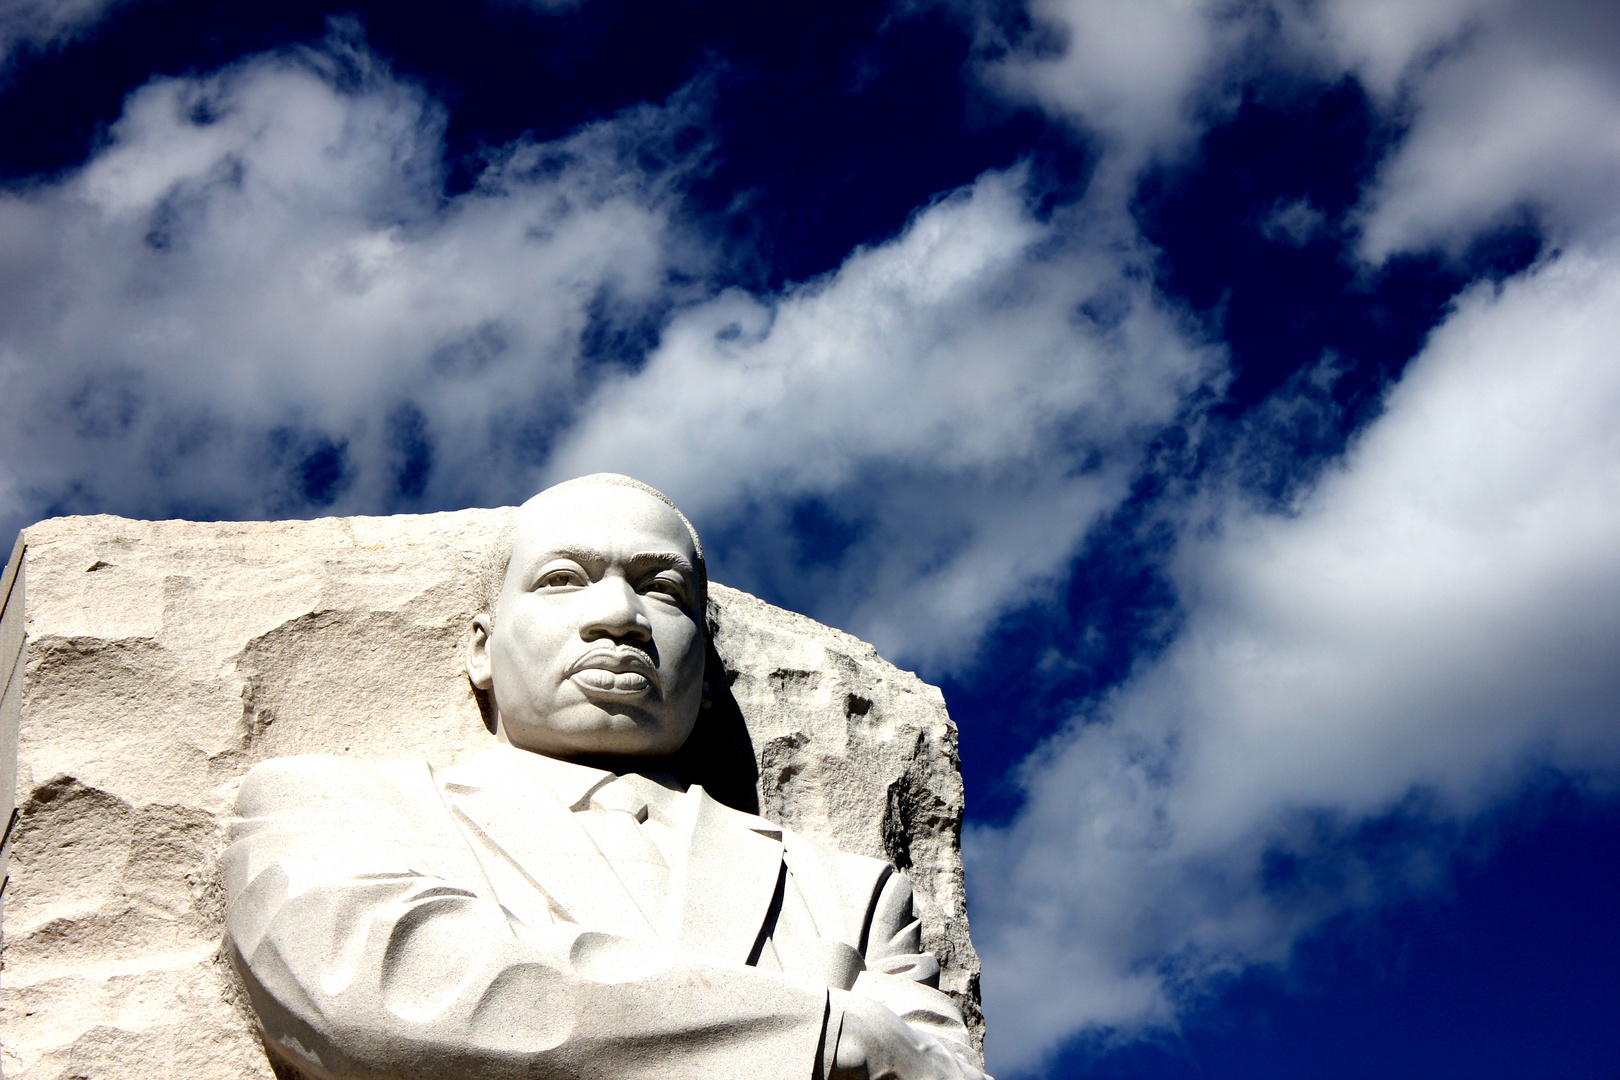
[4,3,1614,1077]
[1055,783,1620,1080]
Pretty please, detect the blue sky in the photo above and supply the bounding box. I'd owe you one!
[2,1,1619,1076]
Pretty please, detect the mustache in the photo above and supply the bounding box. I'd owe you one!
[566,643,660,687]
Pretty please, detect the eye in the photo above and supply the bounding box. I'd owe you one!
[642,574,689,605]
[535,567,586,589]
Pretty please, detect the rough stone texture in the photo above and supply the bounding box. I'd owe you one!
[0,510,981,1078]
[716,587,983,1035]
[2,536,26,999]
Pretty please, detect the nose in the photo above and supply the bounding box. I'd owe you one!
[579,574,652,643]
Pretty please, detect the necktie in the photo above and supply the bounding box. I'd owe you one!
[577,778,670,930]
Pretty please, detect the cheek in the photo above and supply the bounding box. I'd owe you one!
[657,619,705,677]
[491,618,560,695]
[673,629,708,691]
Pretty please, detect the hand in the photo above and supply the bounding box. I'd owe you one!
[828,990,987,1080]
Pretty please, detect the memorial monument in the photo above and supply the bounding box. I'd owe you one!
[0,475,984,1079]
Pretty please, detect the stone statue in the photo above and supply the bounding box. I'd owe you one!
[222,475,987,1080]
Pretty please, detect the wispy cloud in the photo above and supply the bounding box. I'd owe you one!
[0,0,128,62]
[1259,198,1327,246]
[1350,1,1620,259]
[4,5,1618,1075]
[0,21,1224,670]
[547,175,1218,664]
[981,0,1241,178]
[974,237,1620,1072]
[0,26,695,531]
[969,1,1620,1073]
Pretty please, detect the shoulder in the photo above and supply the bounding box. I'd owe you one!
[236,754,439,819]
[771,817,910,934]
[779,824,895,892]
[687,789,896,895]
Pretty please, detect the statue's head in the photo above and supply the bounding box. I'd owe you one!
[466,474,709,760]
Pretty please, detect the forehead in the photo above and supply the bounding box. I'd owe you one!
[512,484,696,561]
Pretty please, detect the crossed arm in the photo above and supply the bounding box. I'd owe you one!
[223,757,984,1080]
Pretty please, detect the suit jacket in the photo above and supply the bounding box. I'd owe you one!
[223,746,974,1080]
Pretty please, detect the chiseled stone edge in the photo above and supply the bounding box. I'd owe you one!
[3,511,984,1070]
[2,533,25,965]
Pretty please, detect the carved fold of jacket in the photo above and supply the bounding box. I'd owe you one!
[223,745,977,1080]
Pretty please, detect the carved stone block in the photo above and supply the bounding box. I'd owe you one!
[0,511,980,1078]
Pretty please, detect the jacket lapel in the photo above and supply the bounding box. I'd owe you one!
[663,785,786,965]
[441,749,659,942]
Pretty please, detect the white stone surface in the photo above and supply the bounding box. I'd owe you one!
[2,535,24,913]
[1,508,981,1079]
[226,747,977,1079]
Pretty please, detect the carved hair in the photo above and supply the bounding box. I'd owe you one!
[478,473,707,620]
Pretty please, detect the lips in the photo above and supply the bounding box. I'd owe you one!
[567,646,659,696]
[573,668,652,693]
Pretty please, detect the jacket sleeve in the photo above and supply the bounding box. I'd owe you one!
[851,869,982,1070]
[223,756,835,1080]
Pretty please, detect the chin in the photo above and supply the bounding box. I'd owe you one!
[504,706,688,759]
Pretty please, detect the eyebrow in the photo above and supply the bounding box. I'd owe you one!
[624,551,697,576]
[524,546,696,579]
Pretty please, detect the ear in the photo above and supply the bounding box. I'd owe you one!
[466,613,495,690]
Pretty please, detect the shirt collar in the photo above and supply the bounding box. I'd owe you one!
[487,744,688,819]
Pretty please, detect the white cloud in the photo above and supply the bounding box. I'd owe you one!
[984,0,1245,185]
[547,176,1219,665]
[0,0,126,62]
[964,3,1620,1074]
[11,8,1619,1075]
[1282,0,1509,101]
[0,32,688,531]
[981,0,1620,251]
[0,26,1224,673]
[1351,1,1620,260]
[973,239,1620,1074]
[1259,197,1326,246]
